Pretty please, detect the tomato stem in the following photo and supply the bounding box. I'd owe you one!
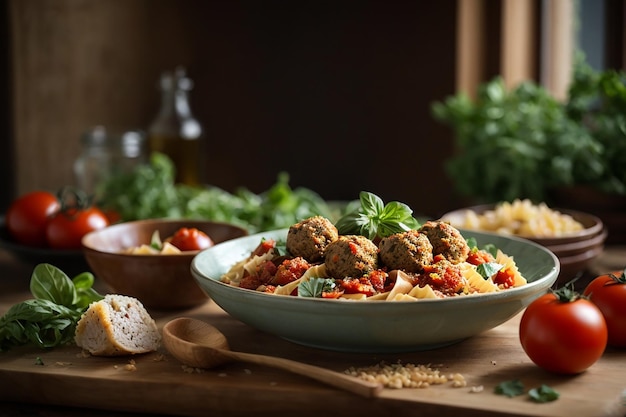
[550,285,582,303]
[56,186,93,213]
[607,268,626,285]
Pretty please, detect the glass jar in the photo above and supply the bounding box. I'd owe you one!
[148,67,204,186]
[73,126,148,201]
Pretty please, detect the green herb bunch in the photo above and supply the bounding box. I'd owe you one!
[565,60,626,195]
[335,191,420,241]
[0,264,103,352]
[431,57,626,203]
[97,153,334,233]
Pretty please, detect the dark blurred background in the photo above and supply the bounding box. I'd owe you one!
[0,0,622,218]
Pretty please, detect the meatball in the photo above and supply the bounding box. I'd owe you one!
[418,258,465,296]
[324,235,379,279]
[286,216,339,262]
[419,220,469,264]
[378,230,433,273]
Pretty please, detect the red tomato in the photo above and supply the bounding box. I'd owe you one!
[519,289,607,374]
[6,191,60,247]
[46,207,109,250]
[583,269,626,348]
[493,267,516,288]
[168,227,213,251]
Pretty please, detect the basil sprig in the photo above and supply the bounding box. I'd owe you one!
[335,191,420,240]
[298,278,338,298]
[0,264,103,351]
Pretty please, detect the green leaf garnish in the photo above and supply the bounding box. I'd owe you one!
[528,384,560,403]
[466,237,477,249]
[150,230,163,250]
[0,264,103,352]
[273,239,288,257]
[476,262,504,280]
[495,380,525,397]
[298,278,337,298]
[335,191,420,240]
[466,238,498,258]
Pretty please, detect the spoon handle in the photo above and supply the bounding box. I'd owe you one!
[223,350,382,398]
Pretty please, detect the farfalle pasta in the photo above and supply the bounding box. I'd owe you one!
[220,217,527,301]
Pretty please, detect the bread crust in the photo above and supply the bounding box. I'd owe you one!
[75,294,160,356]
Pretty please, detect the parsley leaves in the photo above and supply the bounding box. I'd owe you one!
[495,380,560,403]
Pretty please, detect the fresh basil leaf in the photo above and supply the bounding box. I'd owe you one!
[360,192,385,216]
[528,384,560,403]
[495,380,525,397]
[465,237,478,249]
[1,264,104,351]
[476,262,503,280]
[335,211,366,235]
[71,272,103,309]
[298,278,337,298]
[335,192,420,240]
[0,299,80,351]
[483,243,498,258]
[273,239,288,257]
[29,264,76,306]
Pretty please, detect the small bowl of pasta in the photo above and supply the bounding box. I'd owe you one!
[82,219,248,310]
[191,217,559,353]
[440,200,606,284]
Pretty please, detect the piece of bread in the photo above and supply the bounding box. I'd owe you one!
[75,294,161,356]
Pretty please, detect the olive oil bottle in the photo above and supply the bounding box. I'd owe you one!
[148,67,203,185]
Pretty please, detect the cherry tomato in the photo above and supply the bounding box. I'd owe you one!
[46,207,109,250]
[519,288,607,374]
[583,269,626,348]
[5,191,60,247]
[168,227,213,251]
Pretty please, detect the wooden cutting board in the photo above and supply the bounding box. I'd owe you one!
[1,295,625,417]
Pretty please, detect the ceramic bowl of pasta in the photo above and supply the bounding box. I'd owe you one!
[440,199,607,284]
[191,218,559,353]
[82,219,248,310]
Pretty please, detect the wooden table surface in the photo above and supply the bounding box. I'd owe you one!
[1,248,626,417]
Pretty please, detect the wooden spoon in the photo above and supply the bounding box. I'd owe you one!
[162,317,383,398]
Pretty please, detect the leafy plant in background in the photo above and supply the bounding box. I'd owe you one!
[565,61,626,195]
[431,57,626,204]
[97,152,337,233]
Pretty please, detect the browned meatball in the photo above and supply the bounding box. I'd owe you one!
[378,230,433,273]
[419,220,469,264]
[286,216,339,262]
[324,235,378,279]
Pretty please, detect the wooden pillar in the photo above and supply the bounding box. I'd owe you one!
[540,0,574,100]
[456,0,487,98]
[501,0,538,89]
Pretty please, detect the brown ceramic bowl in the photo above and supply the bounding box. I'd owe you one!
[82,219,248,310]
[440,204,607,285]
[441,204,604,245]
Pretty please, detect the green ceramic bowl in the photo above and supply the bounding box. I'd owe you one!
[191,229,559,353]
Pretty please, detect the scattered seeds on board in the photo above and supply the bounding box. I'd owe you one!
[124,359,137,371]
[345,361,466,389]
